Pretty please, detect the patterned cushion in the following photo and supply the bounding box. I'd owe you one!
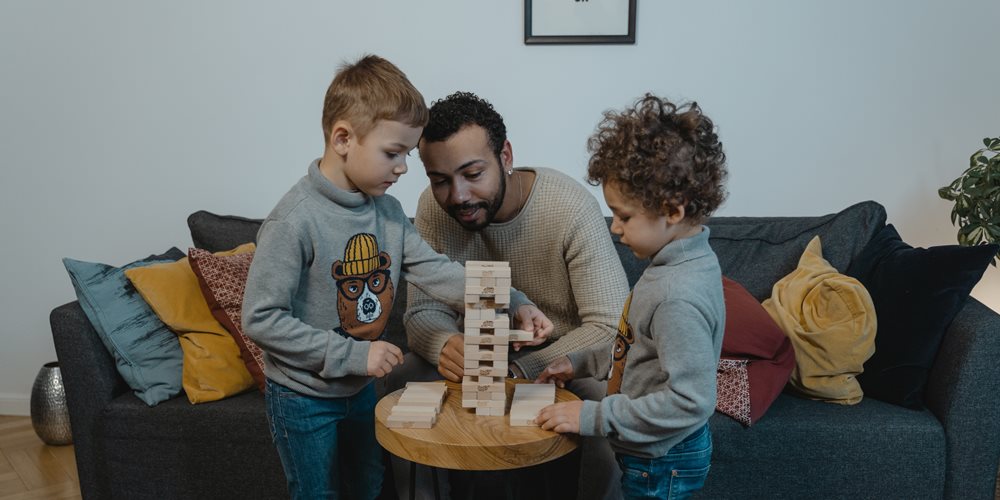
[62,248,186,406]
[189,247,265,391]
[762,236,877,405]
[124,243,256,403]
[716,359,751,426]
[717,277,795,425]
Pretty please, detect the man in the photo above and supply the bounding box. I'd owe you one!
[396,91,629,500]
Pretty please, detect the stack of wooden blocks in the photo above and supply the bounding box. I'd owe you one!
[510,383,556,427]
[462,261,513,416]
[386,382,448,429]
[460,261,544,417]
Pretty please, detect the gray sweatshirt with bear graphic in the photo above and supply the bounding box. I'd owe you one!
[242,160,530,398]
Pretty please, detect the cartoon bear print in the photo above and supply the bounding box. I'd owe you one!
[606,292,634,395]
[331,233,395,341]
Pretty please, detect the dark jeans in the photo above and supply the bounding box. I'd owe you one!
[266,379,383,500]
[615,424,712,500]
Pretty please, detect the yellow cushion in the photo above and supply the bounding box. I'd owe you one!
[762,236,876,405]
[125,243,256,403]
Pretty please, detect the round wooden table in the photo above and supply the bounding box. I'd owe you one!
[375,379,579,471]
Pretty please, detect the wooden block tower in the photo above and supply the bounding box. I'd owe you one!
[461,261,513,416]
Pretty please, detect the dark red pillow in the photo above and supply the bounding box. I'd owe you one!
[717,277,795,425]
[189,248,266,392]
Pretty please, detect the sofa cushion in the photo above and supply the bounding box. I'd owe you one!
[706,200,887,301]
[846,224,998,409]
[189,247,266,391]
[762,236,876,405]
[718,277,794,425]
[703,395,946,498]
[188,211,262,252]
[62,248,186,406]
[124,244,256,403]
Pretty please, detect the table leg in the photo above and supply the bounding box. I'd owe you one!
[409,461,416,500]
[432,466,440,499]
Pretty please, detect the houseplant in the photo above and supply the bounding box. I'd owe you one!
[938,136,1000,264]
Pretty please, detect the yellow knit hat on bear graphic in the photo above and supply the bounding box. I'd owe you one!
[343,234,380,276]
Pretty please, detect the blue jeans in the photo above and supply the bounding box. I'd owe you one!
[615,424,712,500]
[265,379,383,500]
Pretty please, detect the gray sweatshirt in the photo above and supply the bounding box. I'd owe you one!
[568,227,725,458]
[242,160,530,398]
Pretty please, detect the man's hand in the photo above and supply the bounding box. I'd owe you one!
[437,333,465,382]
[534,355,575,388]
[536,401,583,434]
[366,341,403,377]
[511,304,553,351]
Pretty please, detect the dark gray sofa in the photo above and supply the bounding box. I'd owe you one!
[49,200,1000,499]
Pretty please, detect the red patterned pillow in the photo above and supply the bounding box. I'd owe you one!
[716,277,795,425]
[716,359,751,426]
[189,247,266,392]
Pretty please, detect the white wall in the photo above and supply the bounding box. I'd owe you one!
[2,1,997,415]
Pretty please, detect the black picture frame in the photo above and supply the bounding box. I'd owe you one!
[524,0,636,45]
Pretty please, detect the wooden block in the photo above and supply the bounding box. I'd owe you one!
[475,406,507,416]
[464,317,510,330]
[508,329,535,342]
[513,383,556,402]
[464,346,507,360]
[481,390,507,401]
[462,358,505,370]
[386,413,436,429]
[405,382,447,393]
[464,308,480,320]
[495,277,511,288]
[475,366,506,377]
[465,334,510,345]
[390,405,438,416]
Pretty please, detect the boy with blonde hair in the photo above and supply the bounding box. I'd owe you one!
[242,54,551,499]
[536,94,728,500]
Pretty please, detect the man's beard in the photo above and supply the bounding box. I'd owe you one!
[447,173,506,231]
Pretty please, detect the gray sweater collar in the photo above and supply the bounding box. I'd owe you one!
[650,226,713,267]
[306,159,369,209]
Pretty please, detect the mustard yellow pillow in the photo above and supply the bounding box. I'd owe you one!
[762,236,876,405]
[125,243,256,403]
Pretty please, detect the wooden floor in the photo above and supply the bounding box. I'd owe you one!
[0,416,80,500]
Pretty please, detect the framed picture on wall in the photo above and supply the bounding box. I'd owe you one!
[524,0,636,45]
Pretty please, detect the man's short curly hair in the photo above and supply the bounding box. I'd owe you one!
[586,94,728,223]
[421,91,507,162]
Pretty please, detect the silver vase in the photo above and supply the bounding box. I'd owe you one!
[30,361,73,446]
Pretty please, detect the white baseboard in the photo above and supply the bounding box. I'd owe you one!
[0,395,30,416]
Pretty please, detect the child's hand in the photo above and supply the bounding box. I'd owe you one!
[534,356,575,388]
[366,340,404,377]
[536,401,583,434]
[511,305,553,351]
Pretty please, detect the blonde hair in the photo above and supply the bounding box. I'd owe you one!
[321,54,428,144]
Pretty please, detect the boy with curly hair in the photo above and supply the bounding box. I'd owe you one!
[536,94,728,499]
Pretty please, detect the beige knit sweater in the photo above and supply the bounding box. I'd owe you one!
[404,167,629,378]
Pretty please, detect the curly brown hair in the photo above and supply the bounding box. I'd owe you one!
[586,94,728,223]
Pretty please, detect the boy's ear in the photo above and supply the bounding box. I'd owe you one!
[664,201,687,225]
[330,120,353,156]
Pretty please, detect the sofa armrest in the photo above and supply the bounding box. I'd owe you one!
[50,301,128,499]
[923,298,1000,499]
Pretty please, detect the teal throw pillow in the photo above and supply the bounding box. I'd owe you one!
[62,248,186,406]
